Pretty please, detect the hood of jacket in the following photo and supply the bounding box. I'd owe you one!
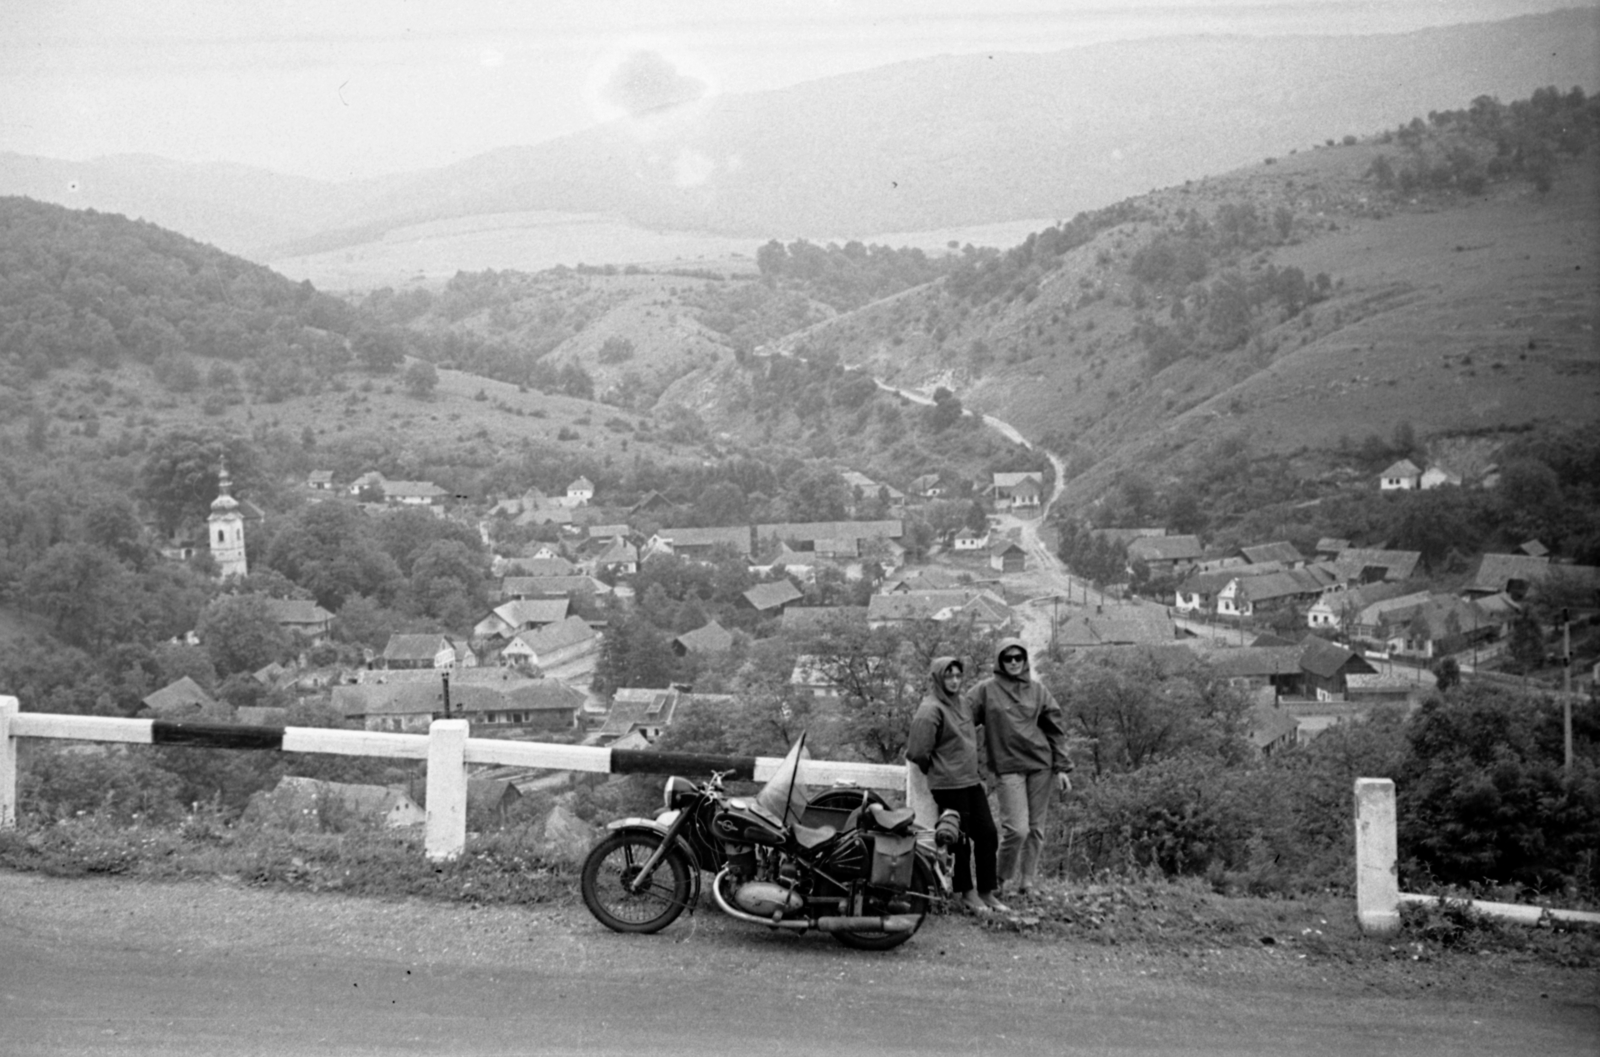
[929,655,964,707]
[991,636,1030,683]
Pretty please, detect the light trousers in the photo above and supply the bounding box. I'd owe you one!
[995,770,1053,889]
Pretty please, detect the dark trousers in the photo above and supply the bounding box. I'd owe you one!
[931,784,999,894]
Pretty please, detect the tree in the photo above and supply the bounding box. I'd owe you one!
[1430,656,1462,692]
[197,593,292,677]
[263,502,402,610]
[352,326,404,372]
[21,542,134,649]
[140,429,260,535]
[403,359,438,397]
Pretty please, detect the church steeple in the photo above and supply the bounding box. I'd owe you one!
[208,455,248,579]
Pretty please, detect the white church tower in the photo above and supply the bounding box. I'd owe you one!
[208,457,248,580]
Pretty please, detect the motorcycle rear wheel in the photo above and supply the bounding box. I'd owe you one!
[581,831,692,934]
[832,858,934,951]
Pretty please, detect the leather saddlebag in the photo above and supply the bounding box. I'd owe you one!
[869,832,917,889]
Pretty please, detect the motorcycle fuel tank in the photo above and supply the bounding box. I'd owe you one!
[713,797,787,846]
[731,881,804,917]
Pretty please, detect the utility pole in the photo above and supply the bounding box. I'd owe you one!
[1563,608,1573,777]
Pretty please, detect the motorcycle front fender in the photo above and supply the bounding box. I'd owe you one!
[605,813,677,837]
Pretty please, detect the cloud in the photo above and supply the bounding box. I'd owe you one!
[601,50,708,116]
[672,148,715,187]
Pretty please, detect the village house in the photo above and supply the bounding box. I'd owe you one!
[263,598,335,643]
[741,579,804,616]
[597,687,685,744]
[866,589,1013,632]
[952,527,990,552]
[990,538,1028,573]
[1203,645,1308,700]
[756,520,903,559]
[141,676,223,719]
[673,620,734,657]
[991,472,1044,511]
[336,677,584,733]
[498,615,601,670]
[1304,582,1416,631]
[909,473,944,498]
[591,536,640,576]
[1237,541,1306,568]
[499,574,607,602]
[565,476,595,506]
[1331,547,1422,584]
[473,597,571,641]
[1298,637,1377,701]
[306,470,335,491]
[380,633,463,670]
[646,525,753,561]
[1127,534,1204,579]
[1378,459,1422,491]
[1215,567,1336,618]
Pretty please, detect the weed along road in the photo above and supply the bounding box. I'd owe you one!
[2,873,1594,1056]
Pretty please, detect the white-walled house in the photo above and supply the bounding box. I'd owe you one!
[1379,460,1422,491]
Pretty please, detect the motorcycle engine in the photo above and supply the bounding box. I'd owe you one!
[731,881,803,917]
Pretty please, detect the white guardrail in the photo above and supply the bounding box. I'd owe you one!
[1353,777,1600,932]
[0,697,932,862]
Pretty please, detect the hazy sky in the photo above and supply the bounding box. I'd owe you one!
[2,0,1591,182]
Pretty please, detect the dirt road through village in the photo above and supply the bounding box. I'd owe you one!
[2,871,1593,1056]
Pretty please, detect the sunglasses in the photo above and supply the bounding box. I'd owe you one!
[1000,653,1026,664]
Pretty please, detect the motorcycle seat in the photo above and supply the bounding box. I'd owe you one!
[866,804,917,834]
[791,822,837,849]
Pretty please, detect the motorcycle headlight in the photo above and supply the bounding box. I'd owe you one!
[663,775,695,812]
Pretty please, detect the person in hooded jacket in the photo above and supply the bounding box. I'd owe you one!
[905,656,1007,914]
[965,638,1071,897]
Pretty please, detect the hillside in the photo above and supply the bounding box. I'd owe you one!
[769,93,1599,540]
[0,10,1593,278]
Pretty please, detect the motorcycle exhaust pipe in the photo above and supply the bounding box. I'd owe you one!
[814,915,919,934]
[708,870,917,935]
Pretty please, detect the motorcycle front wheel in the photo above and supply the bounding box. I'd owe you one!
[580,831,692,934]
[832,858,935,951]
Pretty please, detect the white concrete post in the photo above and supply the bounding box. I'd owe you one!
[0,697,18,830]
[904,761,938,828]
[425,719,470,862]
[1354,777,1401,936]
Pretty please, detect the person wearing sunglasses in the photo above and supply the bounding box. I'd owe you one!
[906,656,1007,915]
[965,638,1072,899]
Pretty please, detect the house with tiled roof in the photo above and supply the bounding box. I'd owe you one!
[380,480,450,506]
[263,598,335,642]
[1216,567,1337,618]
[500,574,606,602]
[991,472,1044,510]
[592,537,639,576]
[649,525,753,560]
[756,520,902,551]
[141,676,221,719]
[953,527,990,552]
[1305,582,1416,631]
[1379,460,1422,491]
[674,620,734,656]
[597,687,681,744]
[381,633,461,670]
[1332,548,1422,584]
[741,579,804,614]
[306,470,335,491]
[499,615,600,669]
[866,590,1013,631]
[990,538,1027,573]
[473,598,571,641]
[1298,638,1376,701]
[565,477,595,506]
[336,677,583,733]
[1238,541,1305,568]
[1127,534,1204,578]
[1463,552,1550,599]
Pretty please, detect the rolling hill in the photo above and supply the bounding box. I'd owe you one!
[0,9,1593,289]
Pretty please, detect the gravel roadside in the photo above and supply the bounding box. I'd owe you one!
[2,870,1595,1056]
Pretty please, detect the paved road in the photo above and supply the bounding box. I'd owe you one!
[4,872,1594,1057]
